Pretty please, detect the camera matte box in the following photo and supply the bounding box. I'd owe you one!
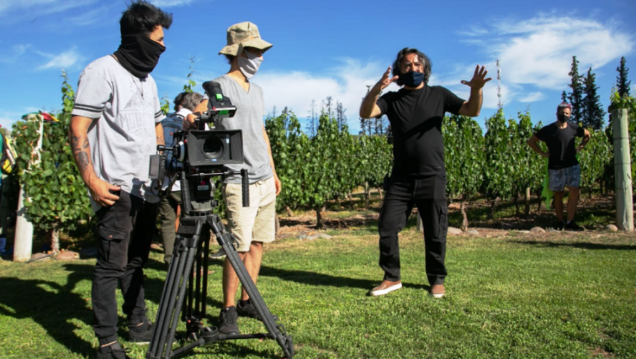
[186,130,244,166]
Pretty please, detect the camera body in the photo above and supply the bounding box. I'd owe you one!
[149,81,247,213]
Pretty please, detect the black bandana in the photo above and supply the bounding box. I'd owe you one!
[113,33,165,78]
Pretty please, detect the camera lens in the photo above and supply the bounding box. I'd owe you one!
[203,136,224,158]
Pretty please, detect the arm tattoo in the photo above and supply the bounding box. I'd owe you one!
[157,136,165,146]
[70,133,95,182]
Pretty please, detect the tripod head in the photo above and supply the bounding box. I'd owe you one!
[178,168,249,216]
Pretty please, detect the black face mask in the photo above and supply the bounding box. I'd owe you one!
[398,71,425,88]
[114,33,165,78]
[557,114,570,123]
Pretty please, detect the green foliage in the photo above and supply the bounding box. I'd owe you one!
[616,56,631,98]
[160,94,170,116]
[11,72,92,231]
[484,110,514,202]
[183,56,197,93]
[356,135,392,190]
[568,56,584,122]
[510,111,543,195]
[443,115,484,200]
[582,67,605,130]
[578,129,612,196]
[265,110,310,212]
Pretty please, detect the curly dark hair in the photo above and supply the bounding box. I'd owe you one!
[120,0,173,37]
[391,48,432,86]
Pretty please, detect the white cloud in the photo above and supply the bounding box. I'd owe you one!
[37,47,83,71]
[454,15,633,107]
[255,59,401,133]
[0,44,30,64]
[0,0,96,18]
[518,92,545,103]
[469,16,633,90]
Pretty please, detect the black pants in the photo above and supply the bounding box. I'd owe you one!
[92,191,158,344]
[378,174,448,285]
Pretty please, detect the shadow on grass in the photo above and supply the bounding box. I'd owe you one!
[0,263,94,357]
[512,240,636,251]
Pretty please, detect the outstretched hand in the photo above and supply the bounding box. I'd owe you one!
[461,65,492,90]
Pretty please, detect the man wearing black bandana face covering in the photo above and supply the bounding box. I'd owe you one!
[528,102,591,231]
[69,1,172,358]
[360,47,491,299]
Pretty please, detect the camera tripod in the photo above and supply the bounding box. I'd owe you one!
[147,170,294,359]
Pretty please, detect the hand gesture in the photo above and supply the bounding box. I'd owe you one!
[461,65,492,90]
[88,178,121,207]
[373,67,399,93]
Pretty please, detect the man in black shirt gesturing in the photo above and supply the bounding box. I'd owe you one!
[360,48,491,298]
[527,102,591,231]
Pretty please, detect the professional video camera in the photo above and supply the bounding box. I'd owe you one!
[146,81,294,359]
[149,81,245,208]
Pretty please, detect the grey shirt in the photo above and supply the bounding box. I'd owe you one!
[210,74,272,184]
[72,55,164,211]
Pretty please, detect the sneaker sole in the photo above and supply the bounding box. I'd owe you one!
[429,292,445,298]
[370,283,402,296]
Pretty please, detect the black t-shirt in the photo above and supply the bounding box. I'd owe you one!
[376,85,465,176]
[535,122,584,169]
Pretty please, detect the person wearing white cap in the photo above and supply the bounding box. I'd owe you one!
[191,21,280,335]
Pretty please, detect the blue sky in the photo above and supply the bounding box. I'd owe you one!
[1,0,634,134]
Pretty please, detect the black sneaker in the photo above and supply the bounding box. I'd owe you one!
[554,221,565,230]
[96,342,130,359]
[128,311,153,344]
[218,306,240,335]
[565,221,585,231]
[237,299,263,321]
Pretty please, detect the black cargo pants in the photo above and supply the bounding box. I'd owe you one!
[378,174,448,285]
[92,191,158,345]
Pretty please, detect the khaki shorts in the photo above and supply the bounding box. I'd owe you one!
[223,176,276,252]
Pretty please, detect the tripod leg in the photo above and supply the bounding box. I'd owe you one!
[208,215,294,358]
[148,217,206,359]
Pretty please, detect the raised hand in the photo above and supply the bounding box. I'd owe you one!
[461,65,492,90]
[373,66,399,93]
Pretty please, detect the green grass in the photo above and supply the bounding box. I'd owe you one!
[1,230,635,358]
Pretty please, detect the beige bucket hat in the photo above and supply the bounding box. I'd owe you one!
[218,21,273,56]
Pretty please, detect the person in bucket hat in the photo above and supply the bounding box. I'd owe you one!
[191,21,280,335]
[218,21,272,57]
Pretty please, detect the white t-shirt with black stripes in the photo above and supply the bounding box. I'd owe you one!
[72,55,164,211]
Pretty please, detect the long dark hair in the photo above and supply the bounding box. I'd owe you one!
[392,48,432,86]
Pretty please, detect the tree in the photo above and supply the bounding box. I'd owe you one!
[616,56,631,98]
[11,71,93,253]
[336,101,347,131]
[443,115,484,229]
[582,67,605,130]
[568,56,584,123]
[264,109,309,216]
[561,91,568,103]
[306,99,317,137]
[578,129,612,198]
[483,109,515,219]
